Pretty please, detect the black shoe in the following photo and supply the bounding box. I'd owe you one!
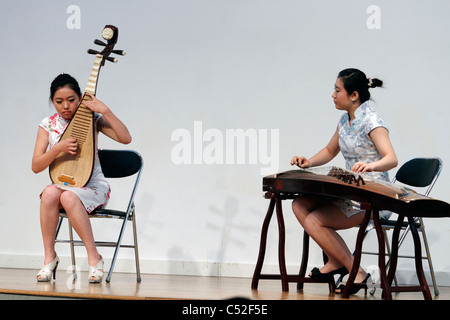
[336,273,372,295]
[310,266,349,282]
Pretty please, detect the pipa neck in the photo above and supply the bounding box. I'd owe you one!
[85,54,103,95]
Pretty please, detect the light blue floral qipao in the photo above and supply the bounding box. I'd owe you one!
[334,101,391,219]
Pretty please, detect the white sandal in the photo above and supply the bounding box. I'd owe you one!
[89,256,104,283]
[37,254,60,282]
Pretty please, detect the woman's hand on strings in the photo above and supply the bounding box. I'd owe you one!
[291,156,311,168]
[56,137,78,155]
[83,93,109,114]
[351,161,376,173]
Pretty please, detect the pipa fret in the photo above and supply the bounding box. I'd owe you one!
[85,55,103,94]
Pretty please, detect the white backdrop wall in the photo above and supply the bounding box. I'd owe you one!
[1,0,449,285]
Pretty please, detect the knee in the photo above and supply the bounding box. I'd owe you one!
[40,186,62,207]
[302,213,323,235]
[292,196,312,223]
[59,191,80,210]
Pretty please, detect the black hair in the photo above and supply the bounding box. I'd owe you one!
[337,68,382,103]
[49,73,82,100]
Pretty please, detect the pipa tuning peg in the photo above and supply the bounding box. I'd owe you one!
[112,49,126,56]
[87,49,100,55]
[94,39,107,46]
[105,56,118,63]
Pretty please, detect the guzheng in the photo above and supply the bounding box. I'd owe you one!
[49,25,125,187]
[263,167,450,217]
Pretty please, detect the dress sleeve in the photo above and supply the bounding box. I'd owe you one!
[364,111,387,135]
[39,117,50,133]
[94,112,103,122]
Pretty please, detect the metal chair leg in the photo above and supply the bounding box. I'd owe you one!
[67,220,77,280]
[68,221,76,268]
[132,208,141,283]
[55,217,63,238]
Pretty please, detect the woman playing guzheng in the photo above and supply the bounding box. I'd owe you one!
[32,74,131,283]
[290,68,398,294]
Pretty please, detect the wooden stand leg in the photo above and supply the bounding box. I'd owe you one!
[275,197,289,292]
[343,204,371,298]
[297,231,309,290]
[387,214,404,287]
[408,216,432,300]
[372,209,392,300]
[251,197,276,290]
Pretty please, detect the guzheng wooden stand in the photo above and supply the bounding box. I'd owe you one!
[251,192,337,294]
[251,192,434,299]
[253,168,449,299]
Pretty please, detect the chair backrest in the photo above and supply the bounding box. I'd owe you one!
[393,158,442,196]
[98,149,143,178]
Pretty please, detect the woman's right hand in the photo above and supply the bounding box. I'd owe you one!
[56,137,78,155]
[291,156,311,168]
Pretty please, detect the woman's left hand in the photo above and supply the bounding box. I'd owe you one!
[352,161,376,173]
[83,93,109,114]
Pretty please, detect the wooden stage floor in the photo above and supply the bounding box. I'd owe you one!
[0,268,448,301]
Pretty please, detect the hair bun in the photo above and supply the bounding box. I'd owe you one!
[368,77,383,88]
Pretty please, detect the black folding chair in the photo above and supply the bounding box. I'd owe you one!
[55,149,143,283]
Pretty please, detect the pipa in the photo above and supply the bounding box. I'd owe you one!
[49,25,125,187]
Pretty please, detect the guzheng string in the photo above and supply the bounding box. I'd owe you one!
[295,166,412,199]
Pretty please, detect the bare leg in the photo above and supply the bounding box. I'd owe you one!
[292,196,324,226]
[40,186,62,265]
[59,191,102,269]
[292,197,342,272]
[292,196,368,283]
